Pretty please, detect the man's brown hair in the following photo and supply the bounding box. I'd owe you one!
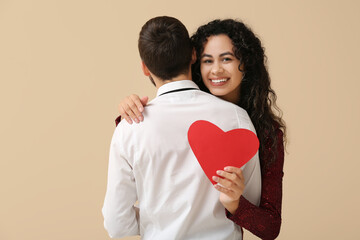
[138,16,193,80]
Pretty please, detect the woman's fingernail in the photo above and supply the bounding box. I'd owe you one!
[139,107,143,111]
[212,176,218,181]
[138,116,143,121]
[216,170,222,175]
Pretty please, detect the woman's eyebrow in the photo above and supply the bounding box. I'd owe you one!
[219,52,234,57]
[201,52,235,58]
[201,53,212,58]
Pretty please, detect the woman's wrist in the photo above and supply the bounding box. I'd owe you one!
[225,199,240,215]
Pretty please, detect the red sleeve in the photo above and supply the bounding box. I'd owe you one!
[115,115,121,126]
[226,129,284,240]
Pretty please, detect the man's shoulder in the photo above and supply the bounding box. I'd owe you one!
[200,92,248,114]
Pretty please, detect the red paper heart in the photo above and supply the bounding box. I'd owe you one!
[188,120,259,185]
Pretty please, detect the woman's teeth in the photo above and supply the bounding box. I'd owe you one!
[211,78,228,83]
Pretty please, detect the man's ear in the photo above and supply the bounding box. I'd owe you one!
[141,61,150,76]
[191,48,197,64]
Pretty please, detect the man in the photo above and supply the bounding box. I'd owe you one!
[102,16,261,239]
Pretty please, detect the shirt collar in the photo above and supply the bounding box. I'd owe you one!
[156,80,199,97]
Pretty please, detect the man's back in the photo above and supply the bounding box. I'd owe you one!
[103,80,261,239]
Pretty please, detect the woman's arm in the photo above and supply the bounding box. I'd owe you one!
[226,129,284,239]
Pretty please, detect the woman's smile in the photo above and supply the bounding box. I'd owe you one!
[209,77,230,86]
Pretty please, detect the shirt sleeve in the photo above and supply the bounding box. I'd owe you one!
[226,128,284,240]
[102,127,139,238]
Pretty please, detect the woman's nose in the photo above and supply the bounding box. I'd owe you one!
[211,63,224,75]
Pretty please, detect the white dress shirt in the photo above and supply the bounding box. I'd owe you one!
[102,80,261,240]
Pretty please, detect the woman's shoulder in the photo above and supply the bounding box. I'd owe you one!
[264,121,283,142]
[261,121,285,170]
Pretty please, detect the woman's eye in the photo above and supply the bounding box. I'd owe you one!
[222,58,232,62]
[202,59,212,64]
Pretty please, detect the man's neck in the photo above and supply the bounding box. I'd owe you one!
[154,73,192,88]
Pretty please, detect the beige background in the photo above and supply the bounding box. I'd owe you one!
[1,0,359,239]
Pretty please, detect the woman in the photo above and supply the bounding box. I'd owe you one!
[117,19,286,239]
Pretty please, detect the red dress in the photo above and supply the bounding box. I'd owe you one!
[115,117,284,239]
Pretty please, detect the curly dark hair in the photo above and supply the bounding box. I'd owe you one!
[191,19,286,168]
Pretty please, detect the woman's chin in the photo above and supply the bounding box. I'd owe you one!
[209,89,228,97]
